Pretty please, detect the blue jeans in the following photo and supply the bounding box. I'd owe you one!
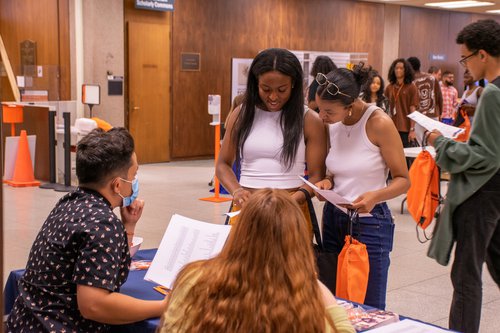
[322,202,395,309]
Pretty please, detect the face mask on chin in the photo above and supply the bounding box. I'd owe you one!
[118,175,139,207]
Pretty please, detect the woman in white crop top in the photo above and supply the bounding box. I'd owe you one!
[314,64,410,310]
[216,48,326,215]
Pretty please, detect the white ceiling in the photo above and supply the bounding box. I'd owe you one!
[360,0,500,14]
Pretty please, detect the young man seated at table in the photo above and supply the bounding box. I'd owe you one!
[6,128,167,333]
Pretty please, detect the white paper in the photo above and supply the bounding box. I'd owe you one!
[408,111,464,139]
[299,176,351,205]
[224,210,240,218]
[298,176,371,217]
[144,214,231,289]
[368,319,454,333]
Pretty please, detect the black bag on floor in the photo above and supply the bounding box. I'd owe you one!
[302,190,338,294]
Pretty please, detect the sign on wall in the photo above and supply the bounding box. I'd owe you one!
[181,53,201,71]
[135,0,174,12]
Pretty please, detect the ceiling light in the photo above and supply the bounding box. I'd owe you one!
[486,9,500,14]
[425,1,495,9]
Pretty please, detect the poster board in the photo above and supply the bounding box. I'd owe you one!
[231,50,368,105]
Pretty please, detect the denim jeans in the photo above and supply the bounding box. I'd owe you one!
[322,202,395,309]
[449,173,500,333]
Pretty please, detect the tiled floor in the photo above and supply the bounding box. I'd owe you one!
[3,159,499,332]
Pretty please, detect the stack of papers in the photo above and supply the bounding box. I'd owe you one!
[144,214,231,289]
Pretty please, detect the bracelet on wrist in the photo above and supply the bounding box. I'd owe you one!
[232,187,244,197]
[424,131,433,144]
[324,177,333,188]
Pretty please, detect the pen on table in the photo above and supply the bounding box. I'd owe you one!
[153,285,171,296]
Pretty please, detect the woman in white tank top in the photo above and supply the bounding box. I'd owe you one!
[216,48,327,214]
[459,69,483,124]
[314,64,410,310]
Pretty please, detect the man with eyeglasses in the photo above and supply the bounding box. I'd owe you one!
[424,19,500,333]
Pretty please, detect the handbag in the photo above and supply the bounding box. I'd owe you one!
[336,209,370,304]
[301,189,338,294]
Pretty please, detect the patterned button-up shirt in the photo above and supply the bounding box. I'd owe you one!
[7,188,131,333]
[440,82,459,119]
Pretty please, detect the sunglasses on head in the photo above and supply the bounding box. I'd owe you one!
[315,73,353,99]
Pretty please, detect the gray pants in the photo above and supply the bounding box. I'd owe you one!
[449,173,500,333]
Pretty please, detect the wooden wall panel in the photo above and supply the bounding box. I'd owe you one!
[399,6,500,93]
[0,0,70,101]
[171,0,385,159]
[57,0,71,100]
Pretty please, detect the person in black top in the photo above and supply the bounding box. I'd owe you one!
[307,55,337,112]
[7,128,167,333]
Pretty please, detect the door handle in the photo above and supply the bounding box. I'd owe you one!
[132,106,140,111]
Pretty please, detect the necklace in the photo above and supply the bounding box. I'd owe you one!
[343,104,368,138]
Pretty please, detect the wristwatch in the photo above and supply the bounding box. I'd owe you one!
[410,127,415,131]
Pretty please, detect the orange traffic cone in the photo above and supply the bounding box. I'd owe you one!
[5,130,41,187]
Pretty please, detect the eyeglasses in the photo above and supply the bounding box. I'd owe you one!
[315,73,353,99]
[459,50,479,68]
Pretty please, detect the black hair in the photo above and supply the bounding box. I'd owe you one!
[442,70,453,77]
[360,71,387,108]
[233,48,304,170]
[316,62,371,107]
[388,58,414,85]
[76,127,135,186]
[456,19,500,57]
[407,57,421,72]
[310,56,337,77]
[428,66,440,74]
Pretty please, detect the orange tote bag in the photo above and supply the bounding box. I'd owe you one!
[336,210,370,304]
[406,149,440,231]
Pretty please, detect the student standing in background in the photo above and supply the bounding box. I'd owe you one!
[308,55,337,112]
[385,58,419,148]
[440,71,459,125]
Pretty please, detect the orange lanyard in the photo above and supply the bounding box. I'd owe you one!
[393,84,404,105]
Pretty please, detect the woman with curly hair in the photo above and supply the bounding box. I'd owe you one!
[157,189,354,333]
[385,58,419,148]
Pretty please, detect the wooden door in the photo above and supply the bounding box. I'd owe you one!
[127,21,170,163]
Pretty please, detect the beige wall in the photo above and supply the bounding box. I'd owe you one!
[80,0,125,126]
